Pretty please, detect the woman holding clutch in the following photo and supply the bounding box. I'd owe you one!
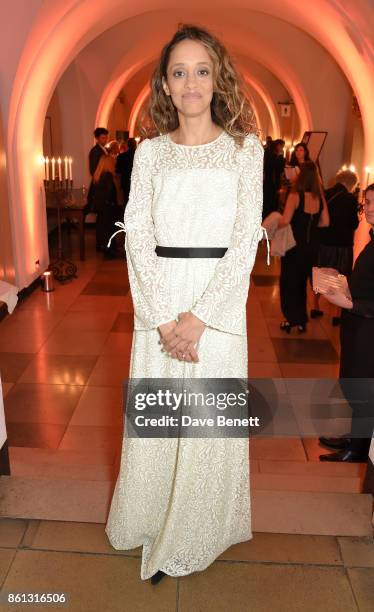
[311,169,359,324]
[319,183,374,462]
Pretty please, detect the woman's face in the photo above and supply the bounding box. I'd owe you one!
[295,146,305,163]
[364,189,374,226]
[162,39,215,120]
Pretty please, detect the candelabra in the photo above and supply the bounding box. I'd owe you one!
[44,174,78,283]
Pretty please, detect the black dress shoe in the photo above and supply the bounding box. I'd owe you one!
[319,436,351,450]
[319,449,368,463]
[280,321,292,333]
[150,570,166,585]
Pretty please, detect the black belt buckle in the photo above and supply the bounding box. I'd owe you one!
[155,246,228,258]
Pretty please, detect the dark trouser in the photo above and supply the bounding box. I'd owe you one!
[262,184,278,220]
[96,205,122,250]
[83,181,95,216]
[280,244,315,326]
[340,311,374,456]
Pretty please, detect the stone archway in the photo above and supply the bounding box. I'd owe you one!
[7,0,373,288]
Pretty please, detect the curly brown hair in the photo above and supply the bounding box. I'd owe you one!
[147,24,258,146]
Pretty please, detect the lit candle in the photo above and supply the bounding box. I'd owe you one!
[68,157,73,181]
[365,166,371,188]
[349,164,356,172]
[45,156,49,181]
[64,156,68,180]
[57,157,62,181]
[342,164,347,171]
[51,157,55,180]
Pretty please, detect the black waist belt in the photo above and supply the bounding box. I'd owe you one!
[155,246,228,258]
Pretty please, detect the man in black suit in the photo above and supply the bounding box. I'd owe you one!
[85,127,109,223]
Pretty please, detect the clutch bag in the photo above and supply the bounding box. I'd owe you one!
[312,267,349,295]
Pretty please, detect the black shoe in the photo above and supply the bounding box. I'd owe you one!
[311,309,324,319]
[332,316,341,326]
[150,570,166,585]
[319,449,368,463]
[319,436,351,450]
[280,321,292,334]
[297,324,307,334]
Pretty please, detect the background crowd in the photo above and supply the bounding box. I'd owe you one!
[262,136,361,333]
[85,127,137,259]
[262,135,373,464]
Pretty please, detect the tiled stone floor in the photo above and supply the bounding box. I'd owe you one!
[1,227,373,609]
[0,519,373,611]
[1,236,344,455]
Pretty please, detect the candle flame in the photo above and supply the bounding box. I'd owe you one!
[349,164,356,172]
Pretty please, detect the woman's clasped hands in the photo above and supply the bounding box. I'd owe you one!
[158,312,206,362]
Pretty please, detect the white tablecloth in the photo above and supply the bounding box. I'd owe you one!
[0,280,19,314]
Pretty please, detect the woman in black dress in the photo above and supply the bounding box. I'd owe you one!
[278,161,329,332]
[278,142,310,212]
[92,155,121,258]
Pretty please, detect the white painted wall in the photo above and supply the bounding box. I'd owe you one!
[1,1,371,291]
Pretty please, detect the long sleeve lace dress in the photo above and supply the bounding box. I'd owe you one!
[105,130,264,579]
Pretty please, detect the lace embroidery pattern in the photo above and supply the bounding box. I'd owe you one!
[113,132,265,334]
[105,131,264,579]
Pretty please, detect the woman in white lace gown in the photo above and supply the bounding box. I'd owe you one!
[105,24,264,582]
